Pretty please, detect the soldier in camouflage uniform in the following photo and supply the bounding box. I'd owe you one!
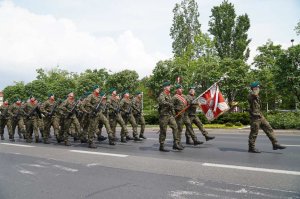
[40,94,60,144]
[185,85,214,144]
[58,92,80,146]
[158,81,182,152]
[120,90,142,141]
[8,98,26,142]
[132,91,146,139]
[0,100,11,140]
[95,92,109,142]
[107,88,129,143]
[172,84,203,148]
[23,96,42,143]
[248,81,286,153]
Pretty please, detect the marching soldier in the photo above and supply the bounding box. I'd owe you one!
[0,100,11,140]
[23,96,42,143]
[157,81,182,152]
[173,84,203,148]
[40,94,60,144]
[120,90,142,141]
[185,85,215,144]
[248,82,286,153]
[8,98,26,142]
[132,91,146,139]
[107,88,129,143]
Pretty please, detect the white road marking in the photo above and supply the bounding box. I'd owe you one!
[22,164,45,168]
[53,165,78,172]
[0,143,35,148]
[18,169,35,175]
[203,163,300,176]
[147,138,172,141]
[284,145,300,147]
[70,150,128,158]
[86,163,102,167]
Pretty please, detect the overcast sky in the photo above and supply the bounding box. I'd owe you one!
[0,0,299,90]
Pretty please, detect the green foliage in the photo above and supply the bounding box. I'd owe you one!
[211,112,250,125]
[225,122,234,127]
[106,70,139,93]
[3,81,26,102]
[295,21,300,36]
[25,80,48,101]
[266,111,300,129]
[209,0,251,61]
[143,110,159,125]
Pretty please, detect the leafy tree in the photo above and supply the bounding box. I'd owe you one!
[170,0,202,58]
[3,81,26,103]
[25,80,48,102]
[208,0,251,61]
[106,70,139,94]
[295,20,300,36]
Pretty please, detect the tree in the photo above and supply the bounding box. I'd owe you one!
[3,82,26,103]
[25,80,48,101]
[170,0,202,58]
[208,0,251,61]
[106,70,139,94]
[295,21,300,36]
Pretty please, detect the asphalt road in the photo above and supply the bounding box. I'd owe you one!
[0,127,300,199]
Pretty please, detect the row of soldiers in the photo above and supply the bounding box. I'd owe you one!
[0,85,146,148]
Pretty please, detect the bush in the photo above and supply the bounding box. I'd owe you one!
[210,112,250,125]
[143,110,159,125]
[225,122,234,127]
[266,111,300,129]
[234,122,243,126]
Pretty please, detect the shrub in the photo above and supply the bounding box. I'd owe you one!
[225,122,234,127]
[266,111,300,129]
[143,110,159,125]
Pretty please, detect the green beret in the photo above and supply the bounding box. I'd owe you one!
[175,84,182,89]
[84,91,91,97]
[135,91,142,95]
[109,88,117,93]
[162,81,171,87]
[48,93,54,98]
[14,98,21,103]
[189,84,196,90]
[122,90,129,95]
[92,85,100,90]
[250,81,260,88]
[100,91,106,97]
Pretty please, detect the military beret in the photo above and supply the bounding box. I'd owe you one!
[48,93,54,98]
[122,90,129,95]
[162,81,171,87]
[92,85,100,90]
[14,98,21,103]
[175,84,182,89]
[135,91,142,95]
[250,81,260,88]
[100,91,106,97]
[109,88,117,93]
[188,84,196,90]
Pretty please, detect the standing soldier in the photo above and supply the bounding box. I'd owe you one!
[59,92,79,146]
[173,84,203,148]
[40,94,60,144]
[8,98,26,142]
[120,90,142,141]
[0,100,11,140]
[132,91,146,139]
[158,81,182,152]
[185,85,215,144]
[107,88,129,143]
[23,96,42,143]
[248,82,286,153]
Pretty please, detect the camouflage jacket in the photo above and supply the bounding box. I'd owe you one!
[59,99,77,118]
[172,94,188,114]
[157,91,174,116]
[40,100,58,117]
[248,94,262,119]
[82,93,100,113]
[186,94,198,116]
[23,102,41,118]
[0,105,10,119]
[8,103,24,120]
[131,97,142,116]
[120,98,132,117]
[107,96,120,117]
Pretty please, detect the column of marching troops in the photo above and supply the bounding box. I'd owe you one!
[0,81,287,152]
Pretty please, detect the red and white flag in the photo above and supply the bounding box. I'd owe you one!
[198,83,229,121]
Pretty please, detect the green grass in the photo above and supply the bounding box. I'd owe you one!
[144,124,245,129]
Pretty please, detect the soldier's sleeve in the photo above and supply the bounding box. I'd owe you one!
[158,93,171,107]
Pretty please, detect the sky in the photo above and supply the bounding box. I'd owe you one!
[0,0,299,90]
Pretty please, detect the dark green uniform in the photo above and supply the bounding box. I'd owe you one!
[23,101,41,143]
[107,96,128,142]
[8,103,26,141]
[157,91,181,151]
[132,97,146,139]
[0,104,11,140]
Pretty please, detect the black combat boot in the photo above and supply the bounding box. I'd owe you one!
[273,143,286,150]
[205,135,215,141]
[193,140,204,146]
[88,142,97,148]
[134,136,142,141]
[121,137,127,143]
[126,135,134,141]
[248,147,261,153]
[35,136,40,143]
[98,135,107,142]
[18,133,23,139]
[159,144,169,152]
[10,138,15,142]
[56,135,61,143]
[1,135,4,140]
[139,134,147,139]
[43,139,50,144]
[64,140,71,146]
[173,143,183,150]
[109,139,116,145]
[186,137,193,145]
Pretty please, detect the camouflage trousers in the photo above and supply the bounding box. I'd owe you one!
[0,118,11,137]
[88,112,113,144]
[9,117,26,139]
[249,116,277,149]
[109,113,128,139]
[121,113,138,138]
[62,116,83,142]
[159,115,178,145]
[133,114,145,136]
[185,115,208,139]
[43,116,60,141]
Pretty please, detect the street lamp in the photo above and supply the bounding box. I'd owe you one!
[291,39,294,46]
